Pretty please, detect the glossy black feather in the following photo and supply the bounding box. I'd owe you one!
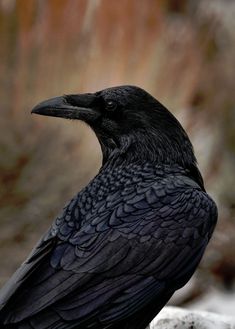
[0,86,217,329]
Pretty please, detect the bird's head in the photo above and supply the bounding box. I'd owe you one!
[32,85,200,178]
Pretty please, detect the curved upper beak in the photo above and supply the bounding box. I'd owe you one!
[31,94,99,122]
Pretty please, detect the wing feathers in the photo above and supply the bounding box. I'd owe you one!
[0,173,217,328]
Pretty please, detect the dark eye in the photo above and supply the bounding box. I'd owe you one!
[106,100,117,112]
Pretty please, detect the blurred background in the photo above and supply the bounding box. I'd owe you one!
[0,0,235,317]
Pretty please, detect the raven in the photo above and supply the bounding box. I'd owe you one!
[0,86,217,329]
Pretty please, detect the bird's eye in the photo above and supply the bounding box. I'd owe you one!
[106,100,117,112]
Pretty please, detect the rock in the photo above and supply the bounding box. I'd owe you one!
[150,306,235,329]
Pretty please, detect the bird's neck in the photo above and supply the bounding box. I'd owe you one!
[100,130,205,190]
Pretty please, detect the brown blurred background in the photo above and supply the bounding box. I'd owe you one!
[0,0,235,315]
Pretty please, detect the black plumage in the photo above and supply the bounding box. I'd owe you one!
[0,86,217,329]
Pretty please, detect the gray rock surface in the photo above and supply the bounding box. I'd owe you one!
[150,306,235,329]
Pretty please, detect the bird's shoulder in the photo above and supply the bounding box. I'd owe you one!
[50,163,217,246]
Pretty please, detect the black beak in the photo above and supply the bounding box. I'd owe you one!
[31,94,99,122]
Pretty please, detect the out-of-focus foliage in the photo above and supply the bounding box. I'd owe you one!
[0,0,234,306]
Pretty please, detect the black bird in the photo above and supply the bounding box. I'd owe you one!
[0,86,217,329]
